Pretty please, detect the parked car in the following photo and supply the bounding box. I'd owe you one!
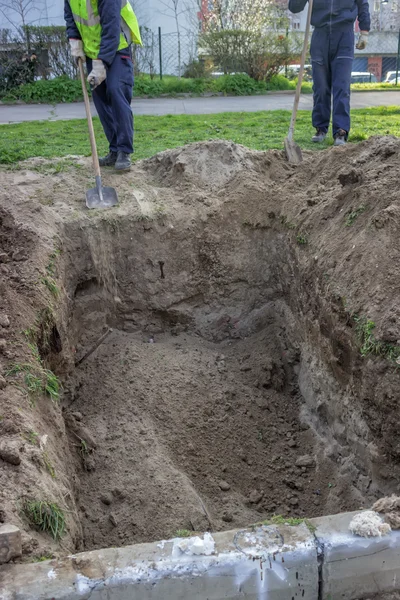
[280,64,313,82]
[350,71,377,84]
[384,71,399,84]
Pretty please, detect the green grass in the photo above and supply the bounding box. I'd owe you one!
[258,515,305,527]
[354,315,400,362]
[296,233,308,245]
[174,529,194,538]
[345,205,366,226]
[0,106,399,166]
[23,500,65,540]
[6,362,60,402]
[43,451,56,478]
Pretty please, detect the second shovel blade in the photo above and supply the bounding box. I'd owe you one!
[284,138,303,165]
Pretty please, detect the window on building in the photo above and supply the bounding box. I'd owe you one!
[392,0,398,11]
[374,0,380,10]
[292,20,300,29]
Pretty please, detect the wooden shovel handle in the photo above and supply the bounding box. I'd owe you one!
[78,58,101,178]
[288,0,314,141]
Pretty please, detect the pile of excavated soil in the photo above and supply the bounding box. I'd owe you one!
[0,137,399,559]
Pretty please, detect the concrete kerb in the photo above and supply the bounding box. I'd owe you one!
[0,512,399,600]
[312,512,400,600]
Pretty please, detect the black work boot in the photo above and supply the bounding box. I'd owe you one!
[99,151,117,167]
[115,152,131,171]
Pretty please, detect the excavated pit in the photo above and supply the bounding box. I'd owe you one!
[0,138,400,558]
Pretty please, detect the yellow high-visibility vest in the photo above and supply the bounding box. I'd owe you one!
[68,0,142,59]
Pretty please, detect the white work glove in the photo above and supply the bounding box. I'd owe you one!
[356,31,369,50]
[87,59,106,89]
[69,39,85,63]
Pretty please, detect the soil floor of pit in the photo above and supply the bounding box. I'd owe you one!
[66,326,353,550]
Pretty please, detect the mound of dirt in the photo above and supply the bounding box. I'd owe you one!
[0,136,399,558]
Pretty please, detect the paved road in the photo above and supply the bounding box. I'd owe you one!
[0,91,399,124]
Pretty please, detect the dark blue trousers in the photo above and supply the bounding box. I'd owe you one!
[87,50,134,154]
[310,25,354,138]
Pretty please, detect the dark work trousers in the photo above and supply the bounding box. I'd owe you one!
[310,25,354,139]
[87,49,134,154]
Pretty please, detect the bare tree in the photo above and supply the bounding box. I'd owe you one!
[157,0,193,76]
[0,0,45,50]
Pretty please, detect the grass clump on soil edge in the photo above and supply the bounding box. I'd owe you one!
[22,500,66,540]
[354,316,400,363]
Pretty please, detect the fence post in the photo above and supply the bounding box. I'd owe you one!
[158,27,163,80]
[396,29,400,86]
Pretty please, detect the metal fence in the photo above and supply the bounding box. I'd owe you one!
[134,27,400,83]
[134,27,198,78]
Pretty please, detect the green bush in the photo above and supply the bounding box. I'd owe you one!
[133,77,164,97]
[183,59,208,79]
[213,73,265,95]
[266,74,293,91]
[1,76,85,103]
[0,72,314,104]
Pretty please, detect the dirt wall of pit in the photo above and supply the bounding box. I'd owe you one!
[0,138,399,559]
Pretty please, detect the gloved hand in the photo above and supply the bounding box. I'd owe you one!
[87,59,106,89]
[69,39,85,63]
[356,31,369,50]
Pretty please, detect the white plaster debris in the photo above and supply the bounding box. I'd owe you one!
[39,434,48,449]
[349,510,392,538]
[157,540,166,550]
[172,532,215,557]
[47,568,57,580]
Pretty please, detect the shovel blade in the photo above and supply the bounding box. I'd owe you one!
[86,186,118,210]
[284,138,303,165]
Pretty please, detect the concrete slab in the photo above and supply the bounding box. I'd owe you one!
[311,512,400,600]
[0,524,318,600]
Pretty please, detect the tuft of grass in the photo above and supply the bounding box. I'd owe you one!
[44,370,60,401]
[305,519,317,534]
[23,430,40,446]
[43,452,56,478]
[6,363,60,402]
[79,439,89,457]
[296,233,308,245]
[30,554,54,562]
[23,499,65,540]
[41,276,59,298]
[354,315,400,362]
[46,248,61,278]
[174,529,194,538]
[345,205,366,227]
[263,514,305,527]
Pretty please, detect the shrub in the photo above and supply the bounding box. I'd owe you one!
[1,76,85,103]
[134,76,164,97]
[266,74,293,91]
[183,59,208,79]
[213,73,265,95]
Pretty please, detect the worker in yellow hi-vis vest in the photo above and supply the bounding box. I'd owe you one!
[65,0,142,171]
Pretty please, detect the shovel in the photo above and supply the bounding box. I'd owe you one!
[78,58,118,209]
[284,0,314,165]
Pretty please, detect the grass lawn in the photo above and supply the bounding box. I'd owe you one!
[0,106,399,165]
